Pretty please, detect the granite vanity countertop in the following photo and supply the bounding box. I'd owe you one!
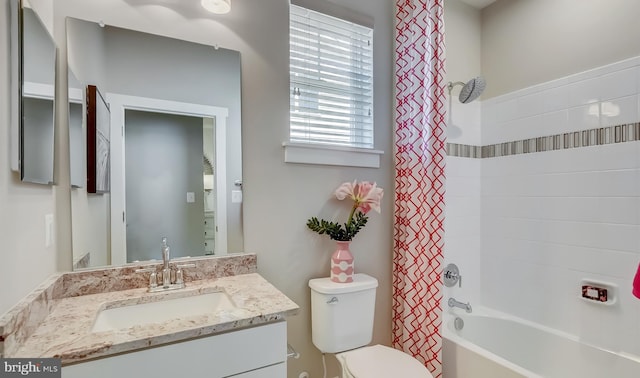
[10,273,299,365]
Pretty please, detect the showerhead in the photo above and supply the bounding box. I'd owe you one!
[459,76,486,103]
[447,76,486,104]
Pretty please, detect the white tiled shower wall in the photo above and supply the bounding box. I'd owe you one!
[443,94,483,309]
[479,56,640,355]
[443,157,482,305]
[482,56,640,145]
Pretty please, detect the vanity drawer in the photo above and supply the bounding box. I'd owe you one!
[62,321,287,378]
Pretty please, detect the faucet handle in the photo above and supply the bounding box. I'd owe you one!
[443,263,462,288]
[174,263,196,285]
[135,267,158,288]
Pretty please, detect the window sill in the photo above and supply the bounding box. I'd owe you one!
[283,142,383,168]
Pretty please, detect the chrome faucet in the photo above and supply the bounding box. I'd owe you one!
[161,237,171,288]
[135,237,196,293]
[448,297,472,313]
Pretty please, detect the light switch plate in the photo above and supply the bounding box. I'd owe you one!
[231,190,243,203]
[186,192,195,203]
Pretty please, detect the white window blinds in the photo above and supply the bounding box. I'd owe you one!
[289,4,374,149]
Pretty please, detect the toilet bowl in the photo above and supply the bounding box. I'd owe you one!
[337,344,433,378]
[309,274,433,378]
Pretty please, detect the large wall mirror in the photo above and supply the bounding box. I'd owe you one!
[9,0,56,185]
[66,17,243,270]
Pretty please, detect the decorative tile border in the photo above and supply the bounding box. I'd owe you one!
[447,122,640,159]
[446,143,483,159]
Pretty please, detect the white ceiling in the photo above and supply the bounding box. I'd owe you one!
[460,0,497,9]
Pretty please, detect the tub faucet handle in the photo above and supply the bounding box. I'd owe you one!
[444,263,462,288]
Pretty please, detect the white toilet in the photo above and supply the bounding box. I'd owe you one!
[309,274,433,378]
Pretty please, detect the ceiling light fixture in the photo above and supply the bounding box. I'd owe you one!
[201,0,231,14]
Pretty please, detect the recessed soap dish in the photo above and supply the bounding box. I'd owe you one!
[580,279,617,306]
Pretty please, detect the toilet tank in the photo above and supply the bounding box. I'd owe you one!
[309,273,378,353]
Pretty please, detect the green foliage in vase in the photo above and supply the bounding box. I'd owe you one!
[306,180,383,242]
[306,212,368,241]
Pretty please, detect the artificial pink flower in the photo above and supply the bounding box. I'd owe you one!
[309,180,384,241]
[334,180,357,201]
[334,180,383,214]
[355,181,383,214]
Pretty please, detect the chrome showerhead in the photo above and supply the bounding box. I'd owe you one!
[447,76,486,104]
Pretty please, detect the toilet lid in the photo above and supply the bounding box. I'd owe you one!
[341,345,433,378]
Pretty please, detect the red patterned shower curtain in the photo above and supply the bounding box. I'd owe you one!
[392,0,446,376]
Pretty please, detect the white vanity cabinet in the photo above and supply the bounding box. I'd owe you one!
[62,321,287,378]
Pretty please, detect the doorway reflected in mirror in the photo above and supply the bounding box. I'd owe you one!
[124,110,218,262]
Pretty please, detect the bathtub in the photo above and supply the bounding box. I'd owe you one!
[442,307,640,378]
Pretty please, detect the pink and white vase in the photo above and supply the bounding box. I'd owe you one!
[331,241,354,283]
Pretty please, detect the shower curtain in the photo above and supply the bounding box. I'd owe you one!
[392,0,446,376]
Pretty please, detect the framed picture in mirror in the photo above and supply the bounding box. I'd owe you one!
[86,85,111,194]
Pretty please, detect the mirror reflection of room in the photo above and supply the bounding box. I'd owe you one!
[15,1,56,184]
[66,17,243,269]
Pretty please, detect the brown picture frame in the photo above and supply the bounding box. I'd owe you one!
[86,84,111,194]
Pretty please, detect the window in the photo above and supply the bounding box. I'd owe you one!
[289,3,374,149]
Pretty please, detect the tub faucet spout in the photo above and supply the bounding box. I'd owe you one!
[448,297,472,313]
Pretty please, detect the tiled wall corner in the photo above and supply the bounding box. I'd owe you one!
[461,55,640,357]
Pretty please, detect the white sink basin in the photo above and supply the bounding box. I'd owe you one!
[92,292,236,332]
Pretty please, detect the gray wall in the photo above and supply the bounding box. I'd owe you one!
[0,0,59,315]
[125,110,205,261]
[66,16,107,89]
[482,0,640,98]
[23,7,55,86]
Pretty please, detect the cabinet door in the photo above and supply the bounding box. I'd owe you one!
[63,321,287,378]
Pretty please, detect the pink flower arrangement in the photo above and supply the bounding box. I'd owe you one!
[307,180,384,241]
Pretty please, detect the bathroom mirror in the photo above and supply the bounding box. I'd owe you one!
[9,0,57,185]
[67,17,243,269]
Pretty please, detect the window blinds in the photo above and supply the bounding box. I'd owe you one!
[289,4,374,149]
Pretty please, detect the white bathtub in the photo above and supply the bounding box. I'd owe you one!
[442,308,640,378]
